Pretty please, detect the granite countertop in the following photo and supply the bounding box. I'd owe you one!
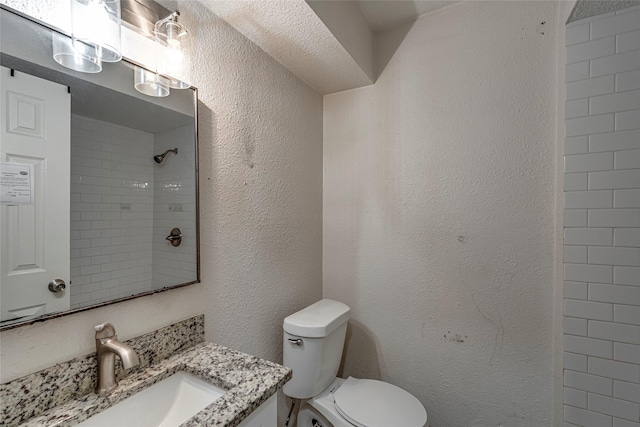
[16,342,292,427]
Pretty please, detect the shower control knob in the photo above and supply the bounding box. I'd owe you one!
[165,227,182,247]
[48,279,66,293]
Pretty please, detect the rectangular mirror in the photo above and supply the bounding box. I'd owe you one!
[0,6,199,330]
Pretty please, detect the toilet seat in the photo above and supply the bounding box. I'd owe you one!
[333,377,427,427]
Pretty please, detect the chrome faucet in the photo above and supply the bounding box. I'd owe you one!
[94,322,140,395]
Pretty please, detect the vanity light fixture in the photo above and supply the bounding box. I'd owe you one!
[134,9,192,97]
[71,0,122,62]
[51,0,192,95]
[53,0,122,72]
[154,11,191,89]
[134,66,170,97]
[52,31,103,73]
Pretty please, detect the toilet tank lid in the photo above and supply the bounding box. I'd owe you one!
[283,299,351,338]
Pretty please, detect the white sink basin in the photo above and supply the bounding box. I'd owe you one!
[77,371,226,427]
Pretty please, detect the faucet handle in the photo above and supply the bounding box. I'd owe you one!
[94,322,117,339]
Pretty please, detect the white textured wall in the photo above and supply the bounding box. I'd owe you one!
[305,0,374,81]
[324,2,560,426]
[562,6,640,426]
[172,0,324,363]
[1,0,322,383]
[198,0,374,94]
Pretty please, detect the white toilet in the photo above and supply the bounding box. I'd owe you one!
[283,299,427,427]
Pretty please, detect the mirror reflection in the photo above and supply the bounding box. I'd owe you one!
[0,7,199,330]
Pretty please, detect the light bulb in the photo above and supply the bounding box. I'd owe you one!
[154,14,191,88]
[70,0,121,63]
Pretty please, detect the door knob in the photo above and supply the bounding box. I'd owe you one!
[48,279,66,293]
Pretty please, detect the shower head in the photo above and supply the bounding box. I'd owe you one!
[154,148,178,163]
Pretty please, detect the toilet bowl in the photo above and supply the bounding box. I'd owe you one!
[283,299,427,427]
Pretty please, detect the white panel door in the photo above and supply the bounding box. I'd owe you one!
[0,66,71,322]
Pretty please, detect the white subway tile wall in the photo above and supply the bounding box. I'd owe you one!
[564,7,640,427]
[567,136,590,155]
[152,125,197,289]
[617,30,640,54]
[566,352,589,372]
[70,115,154,308]
[617,70,640,92]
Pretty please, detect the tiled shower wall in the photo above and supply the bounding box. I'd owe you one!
[70,115,154,309]
[152,125,197,289]
[563,6,640,427]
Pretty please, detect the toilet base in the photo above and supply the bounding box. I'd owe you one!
[297,406,334,427]
[295,378,351,427]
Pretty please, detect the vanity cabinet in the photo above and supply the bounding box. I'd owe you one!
[237,394,277,427]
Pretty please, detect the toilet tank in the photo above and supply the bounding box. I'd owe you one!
[282,299,351,399]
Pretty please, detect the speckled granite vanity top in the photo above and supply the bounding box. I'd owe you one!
[0,316,291,427]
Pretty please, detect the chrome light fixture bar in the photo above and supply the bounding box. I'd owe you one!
[121,0,170,38]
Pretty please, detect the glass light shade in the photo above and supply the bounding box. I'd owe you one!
[134,67,170,97]
[52,31,102,73]
[155,20,191,89]
[71,0,122,62]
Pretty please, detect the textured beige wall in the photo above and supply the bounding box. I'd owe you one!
[568,0,640,23]
[198,0,374,94]
[306,0,375,81]
[323,2,560,426]
[1,0,322,382]
[176,1,324,363]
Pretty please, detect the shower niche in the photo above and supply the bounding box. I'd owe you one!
[0,7,199,329]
